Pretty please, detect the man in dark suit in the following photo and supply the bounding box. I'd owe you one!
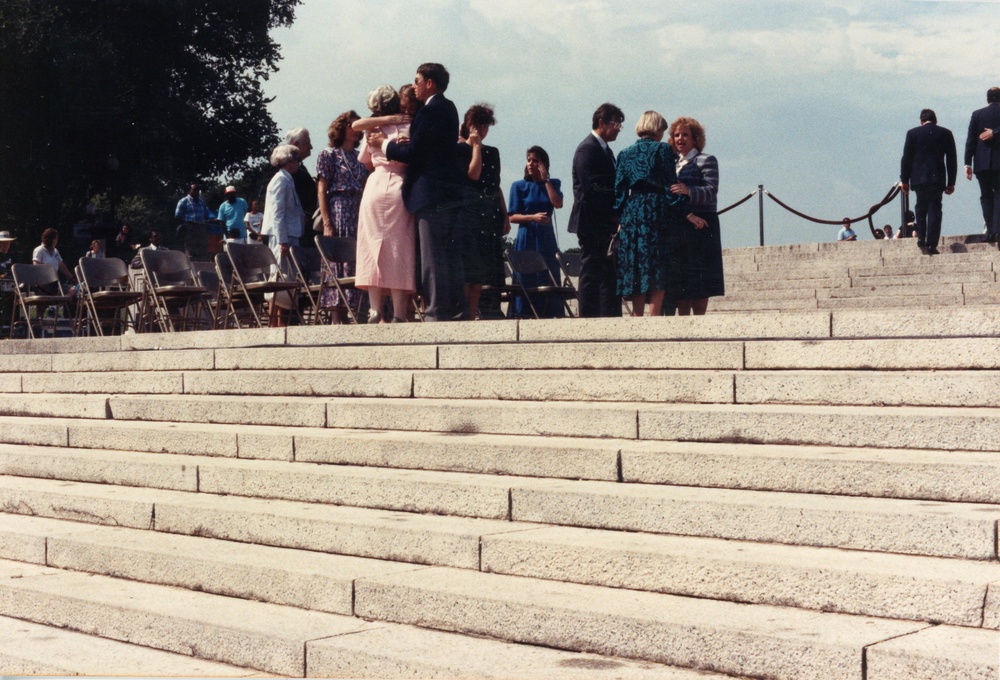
[900,108,957,255]
[965,87,1000,242]
[371,63,465,321]
[568,103,624,317]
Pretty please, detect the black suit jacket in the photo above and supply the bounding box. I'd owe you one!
[901,122,957,188]
[385,93,461,214]
[568,133,617,241]
[965,102,1000,173]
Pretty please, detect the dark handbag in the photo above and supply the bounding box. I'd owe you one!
[606,228,620,258]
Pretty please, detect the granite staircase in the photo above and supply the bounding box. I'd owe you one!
[2,243,1000,678]
[718,235,1000,312]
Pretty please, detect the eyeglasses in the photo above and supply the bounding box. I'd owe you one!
[605,121,623,130]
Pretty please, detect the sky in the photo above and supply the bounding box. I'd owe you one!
[263,0,1000,250]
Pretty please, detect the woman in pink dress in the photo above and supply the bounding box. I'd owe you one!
[352,85,417,323]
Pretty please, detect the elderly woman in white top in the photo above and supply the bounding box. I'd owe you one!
[262,143,304,325]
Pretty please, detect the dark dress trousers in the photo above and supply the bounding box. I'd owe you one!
[386,94,466,321]
[965,102,1000,239]
[900,122,957,249]
[568,133,621,317]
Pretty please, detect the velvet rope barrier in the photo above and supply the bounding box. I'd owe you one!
[764,183,902,237]
[716,191,758,216]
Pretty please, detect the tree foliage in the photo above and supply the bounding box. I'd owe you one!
[0,0,300,243]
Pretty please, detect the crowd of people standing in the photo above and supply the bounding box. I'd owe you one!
[205,61,728,324]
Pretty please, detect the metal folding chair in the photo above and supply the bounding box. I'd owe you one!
[289,245,327,325]
[76,257,143,336]
[555,250,582,317]
[190,261,224,329]
[10,263,76,338]
[314,235,360,323]
[223,242,302,328]
[139,249,208,332]
[505,249,577,319]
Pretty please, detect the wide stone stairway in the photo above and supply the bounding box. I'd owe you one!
[2,239,1000,678]
[718,235,1000,312]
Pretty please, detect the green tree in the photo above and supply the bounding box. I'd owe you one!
[0,0,300,244]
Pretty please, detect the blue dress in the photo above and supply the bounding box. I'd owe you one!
[672,152,725,300]
[613,138,691,296]
[508,178,564,318]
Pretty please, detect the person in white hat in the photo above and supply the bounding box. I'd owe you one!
[0,231,15,277]
[216,185,249,243]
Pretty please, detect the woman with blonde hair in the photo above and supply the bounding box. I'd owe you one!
[352,85,415,323]
[667,115,724,315]
[614,111,705,317]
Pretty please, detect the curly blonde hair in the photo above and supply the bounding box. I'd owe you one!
[669,116,706,152]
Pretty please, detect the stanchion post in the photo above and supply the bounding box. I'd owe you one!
[897,185,910,236]
[758,184,765,246]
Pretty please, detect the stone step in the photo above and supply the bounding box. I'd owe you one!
[98,395,1000,448]
[851,270,996,286]
[0,416,623,479]
[818,283,963,298]
[621,439,1000,503]
[0,443,201,491]
[515,313,831,342]
[0,614,266,677]
[439,340,745,369]
[734,369,1000,408]
[849,261,995,277]
[480,524,1000,626]
[0,558,374,676]
[0,477,530,568]
[306,622,745,679]
[27,390,1000,453]
[725,276,850,291]
[3,515,418,614]
[745,337,1000,369]
[509,477,1000,558]
[816,294,965,309]
[354,566,927,679]
[881,250,1000,266]
[0,554,744,680]
[717,288,818,301]
[710,298,819,312]
[831,307,1000,337]
[866,625,1000,679]
[8,427,1000,506]
[10,460,996,559]
[410,369,735,403]
[0,445,539,519]
[637,402,1000,452]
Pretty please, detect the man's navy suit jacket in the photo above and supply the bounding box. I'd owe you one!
[965,102,1000,174]
[901,123,957,187]
[385,93,461,215]
[568,133,617,241]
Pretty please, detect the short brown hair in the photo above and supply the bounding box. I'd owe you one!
[461,103,496,139]
[668,116,707,152]
[328,110,360,147]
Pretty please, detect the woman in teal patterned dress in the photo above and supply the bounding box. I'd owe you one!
[614,111,706,317]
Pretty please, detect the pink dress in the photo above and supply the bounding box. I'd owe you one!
[355,124,416,292]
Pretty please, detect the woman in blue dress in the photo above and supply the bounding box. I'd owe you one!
[507,145,564,318]
[614,111,706,317]
[667,116,724,315]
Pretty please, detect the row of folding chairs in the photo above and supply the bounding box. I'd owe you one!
[8,236,365,338]
[9,240,584,337]
[501,249,581,319]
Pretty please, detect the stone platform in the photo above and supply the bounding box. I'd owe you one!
[1,238,1000,678]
